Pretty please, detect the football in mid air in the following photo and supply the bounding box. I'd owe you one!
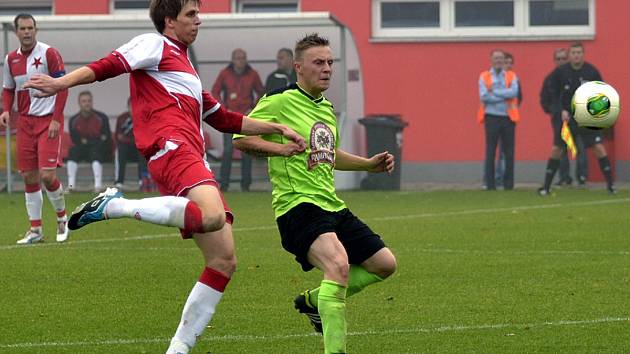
[571,81,620,130]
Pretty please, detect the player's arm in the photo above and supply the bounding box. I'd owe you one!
[0,89,15,128]
[335,149,394,174]
[234,135,303,157]
[23,66,96,98]
[1,54,16,127]
[202,90,305,149]
[46,47,68,138]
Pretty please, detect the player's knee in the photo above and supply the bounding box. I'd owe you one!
[207,254,237,277]
[377,254,397,279]
[40,174,56,187]
[201,209,226,232]
[326,260,349,284]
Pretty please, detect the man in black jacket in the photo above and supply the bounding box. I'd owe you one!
[538,42,615,195]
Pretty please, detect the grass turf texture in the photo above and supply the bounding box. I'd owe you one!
[1,189,629,353]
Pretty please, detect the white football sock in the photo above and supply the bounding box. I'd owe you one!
[105,196,188,228]
[67,160,78,189]
[25,190,43,225]
[92,160,103,189]
[45,182,66,219]
[170,281,224,349]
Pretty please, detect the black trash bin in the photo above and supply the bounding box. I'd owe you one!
[359,115,408,190]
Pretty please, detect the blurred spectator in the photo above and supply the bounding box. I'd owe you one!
[211,48,264,192]
[539,48,572,186]
[114,97,152,191]
[493,52,523,188]
[265,48,297,93]
[478,49,520,191]
[66,90,112,192]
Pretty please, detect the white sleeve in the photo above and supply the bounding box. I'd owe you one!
[3,55,15,89]
[113,33,164,71]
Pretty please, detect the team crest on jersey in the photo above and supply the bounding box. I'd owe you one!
[32,57,42,69]
[308,122,335,170]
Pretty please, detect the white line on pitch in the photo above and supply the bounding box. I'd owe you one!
[2,198,629,251]
[1,316,628,349]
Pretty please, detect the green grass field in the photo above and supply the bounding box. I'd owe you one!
[1,188,630,353]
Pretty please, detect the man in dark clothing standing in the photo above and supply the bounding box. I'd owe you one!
[539,48,572,186]
[538,42,616,195]
[66,90,112,192]
[265,48,297,93]
[211,48,264,192]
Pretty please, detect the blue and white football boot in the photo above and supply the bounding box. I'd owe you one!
[68,187,122,230]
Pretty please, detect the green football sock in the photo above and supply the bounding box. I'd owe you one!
[318,280,347,354]
[306,265,384,306]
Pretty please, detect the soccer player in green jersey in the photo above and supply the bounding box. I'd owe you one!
[234,33,397,354]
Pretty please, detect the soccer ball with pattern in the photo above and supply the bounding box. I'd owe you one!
[571,81,620,129]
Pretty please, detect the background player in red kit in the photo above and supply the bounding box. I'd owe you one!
[24,1,305,353]
[0,13,69,244]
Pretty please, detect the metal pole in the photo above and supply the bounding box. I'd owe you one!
[339,24,347,134]
[3,22,12,194]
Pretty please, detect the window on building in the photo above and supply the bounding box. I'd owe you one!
[454,1,514,27]
[235,0,299,13]
[372,0,594,41]
[381,2,440,28]
[0,0,52,16]
[529,0,589,26]
[111,0,150,14]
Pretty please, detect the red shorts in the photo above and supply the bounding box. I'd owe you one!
[16,114,62,172]
[147,140,233,238]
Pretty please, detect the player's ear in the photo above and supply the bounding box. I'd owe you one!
[164,16,176,30]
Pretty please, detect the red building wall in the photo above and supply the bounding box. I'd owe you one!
[51,0,630,165]
[55,0,109,14]
[302,0,630,164]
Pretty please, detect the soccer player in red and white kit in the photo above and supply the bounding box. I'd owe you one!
[0,14,69,244]
[24,1,305,353]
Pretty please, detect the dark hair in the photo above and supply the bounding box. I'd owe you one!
[278,47,293,58]
[149,0,199,34]
[504,52,514,62]
[295,33,329,61]
[78,90,92,98]
[13,13,36,31]
[570,41,584,50]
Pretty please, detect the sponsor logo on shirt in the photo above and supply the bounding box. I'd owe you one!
[308,122,335,170]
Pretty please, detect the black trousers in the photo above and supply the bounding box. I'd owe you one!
[484,114,515,190]
[115,142,147,184]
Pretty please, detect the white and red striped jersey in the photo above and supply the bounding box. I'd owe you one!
[87,33,243,159]
[2,41,67,121]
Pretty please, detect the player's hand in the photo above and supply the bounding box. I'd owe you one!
[48,120,61,138]
[22,73,61,97]
[561,110,570,122]
[0,111,10,128]
[367,151,395,174]
[278,142,305,157]
[279,126,306,152]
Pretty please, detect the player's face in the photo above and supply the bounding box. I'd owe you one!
[16,18,37,51]
[296,46,333,96]
[172,1,201,45]
[569,46,584,66]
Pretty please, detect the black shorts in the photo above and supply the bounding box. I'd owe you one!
[575,125,604,148]
[276,202,386,272]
